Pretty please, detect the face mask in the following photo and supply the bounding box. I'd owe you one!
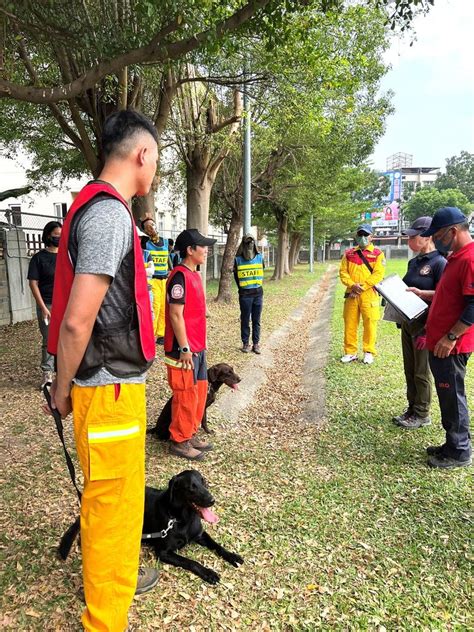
[434,228,454,255]
[49,236,60,247]
[356,235,369,248]
[242,239,256,261]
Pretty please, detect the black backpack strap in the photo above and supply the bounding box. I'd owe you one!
[355,248,374,274]
[43,384,82,503]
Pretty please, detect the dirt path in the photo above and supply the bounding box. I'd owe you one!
[216,266,336,427]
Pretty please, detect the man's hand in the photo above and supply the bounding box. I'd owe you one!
[41,306,52,321]
[406,286,422,297]
[414,334,427,350]
[42,379,72,419]
[179,351,194,371]
[433,335,457,359]
[351,283,363,295]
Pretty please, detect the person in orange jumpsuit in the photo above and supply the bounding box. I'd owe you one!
[339,224,386,364]
[45,110,159,631]
[164,229,217,461]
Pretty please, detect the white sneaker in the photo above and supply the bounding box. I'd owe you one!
[363,353,374,365]
[341,354,357,363]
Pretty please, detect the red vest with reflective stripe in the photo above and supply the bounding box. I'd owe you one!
[164,264,206,352]
[47,182,155,367]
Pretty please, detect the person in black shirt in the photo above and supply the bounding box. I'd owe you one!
[392,216,447,429]
[27,221,62,388]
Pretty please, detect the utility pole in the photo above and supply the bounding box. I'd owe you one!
[309,214,314,272]
[243,69,251,235]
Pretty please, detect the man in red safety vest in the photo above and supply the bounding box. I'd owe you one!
[46,110,159,631]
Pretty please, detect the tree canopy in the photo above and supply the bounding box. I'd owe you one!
[403,186,473,222]
[435,151,474,203]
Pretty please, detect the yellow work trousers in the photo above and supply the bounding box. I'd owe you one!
[343,290,380,355]
[71,383,146,632]
[150,277,166,338]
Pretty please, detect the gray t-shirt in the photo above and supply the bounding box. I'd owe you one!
[73,198,146,386]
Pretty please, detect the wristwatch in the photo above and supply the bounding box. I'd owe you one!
[179,345,190,353]
[447,332,459,341]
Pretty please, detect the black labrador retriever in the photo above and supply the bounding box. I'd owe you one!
[58,470,243,585]
[148,362,241,440]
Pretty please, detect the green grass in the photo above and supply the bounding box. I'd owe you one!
[318,258,473,628]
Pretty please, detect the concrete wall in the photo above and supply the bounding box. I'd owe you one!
[0,258,10,326]
[0,228,35,326]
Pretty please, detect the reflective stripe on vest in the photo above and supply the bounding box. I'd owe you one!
[145,238,169,277]
[235,254,264,289]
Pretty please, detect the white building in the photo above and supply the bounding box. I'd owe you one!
[0,156,225,249]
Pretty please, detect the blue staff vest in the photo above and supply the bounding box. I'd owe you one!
[235,253,264,289]
[143,237,169,279]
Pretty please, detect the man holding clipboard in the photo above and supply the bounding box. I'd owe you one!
[420,207,473,469]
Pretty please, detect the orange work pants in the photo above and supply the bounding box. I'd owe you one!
[71,383,146,632]
[167,357,208,443]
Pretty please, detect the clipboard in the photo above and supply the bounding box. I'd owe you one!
[375,274,428,324]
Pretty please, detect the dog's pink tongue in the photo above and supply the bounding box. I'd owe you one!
[197,506,219,524]
[231,384,239,390]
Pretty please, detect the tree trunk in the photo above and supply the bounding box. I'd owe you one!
[132,189,155,223]
[186,163,215,294]
[215,205,242,303]
[289,231,302,272]
[272,214,290,280]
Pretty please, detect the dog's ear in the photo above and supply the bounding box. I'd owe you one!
[168,475,177,505]
[207,366,217,383]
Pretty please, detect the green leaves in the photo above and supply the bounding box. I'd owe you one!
[403,186,473,223]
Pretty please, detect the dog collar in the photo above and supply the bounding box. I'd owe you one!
[141,518,176,540]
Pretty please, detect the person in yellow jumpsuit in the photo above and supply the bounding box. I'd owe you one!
[339,224,385,364]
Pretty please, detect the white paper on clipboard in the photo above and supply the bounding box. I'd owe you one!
[376,274,428,322]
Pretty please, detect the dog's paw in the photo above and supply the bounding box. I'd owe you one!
[201,568,220,584]
[224,552,244,567]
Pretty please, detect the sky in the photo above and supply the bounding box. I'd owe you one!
[370,0,474,172]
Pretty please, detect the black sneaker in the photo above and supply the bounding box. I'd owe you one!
[156,337,164,345]
[427,454,472,469]
[135,567,159,595]
[392,409,413,425]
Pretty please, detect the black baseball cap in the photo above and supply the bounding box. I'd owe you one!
[421,207,467,236]
[175,229,217,252]
[401,216,432,237]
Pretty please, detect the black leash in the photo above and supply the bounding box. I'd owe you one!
[43,384,82,503]
[45,383,175,541]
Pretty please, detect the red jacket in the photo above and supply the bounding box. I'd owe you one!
[48,182,155,376]
[164,264,206,353]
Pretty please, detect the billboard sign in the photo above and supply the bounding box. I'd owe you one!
[381,170,402,203]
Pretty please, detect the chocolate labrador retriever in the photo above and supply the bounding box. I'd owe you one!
[148,362,240,439]
[59,470,243,585]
